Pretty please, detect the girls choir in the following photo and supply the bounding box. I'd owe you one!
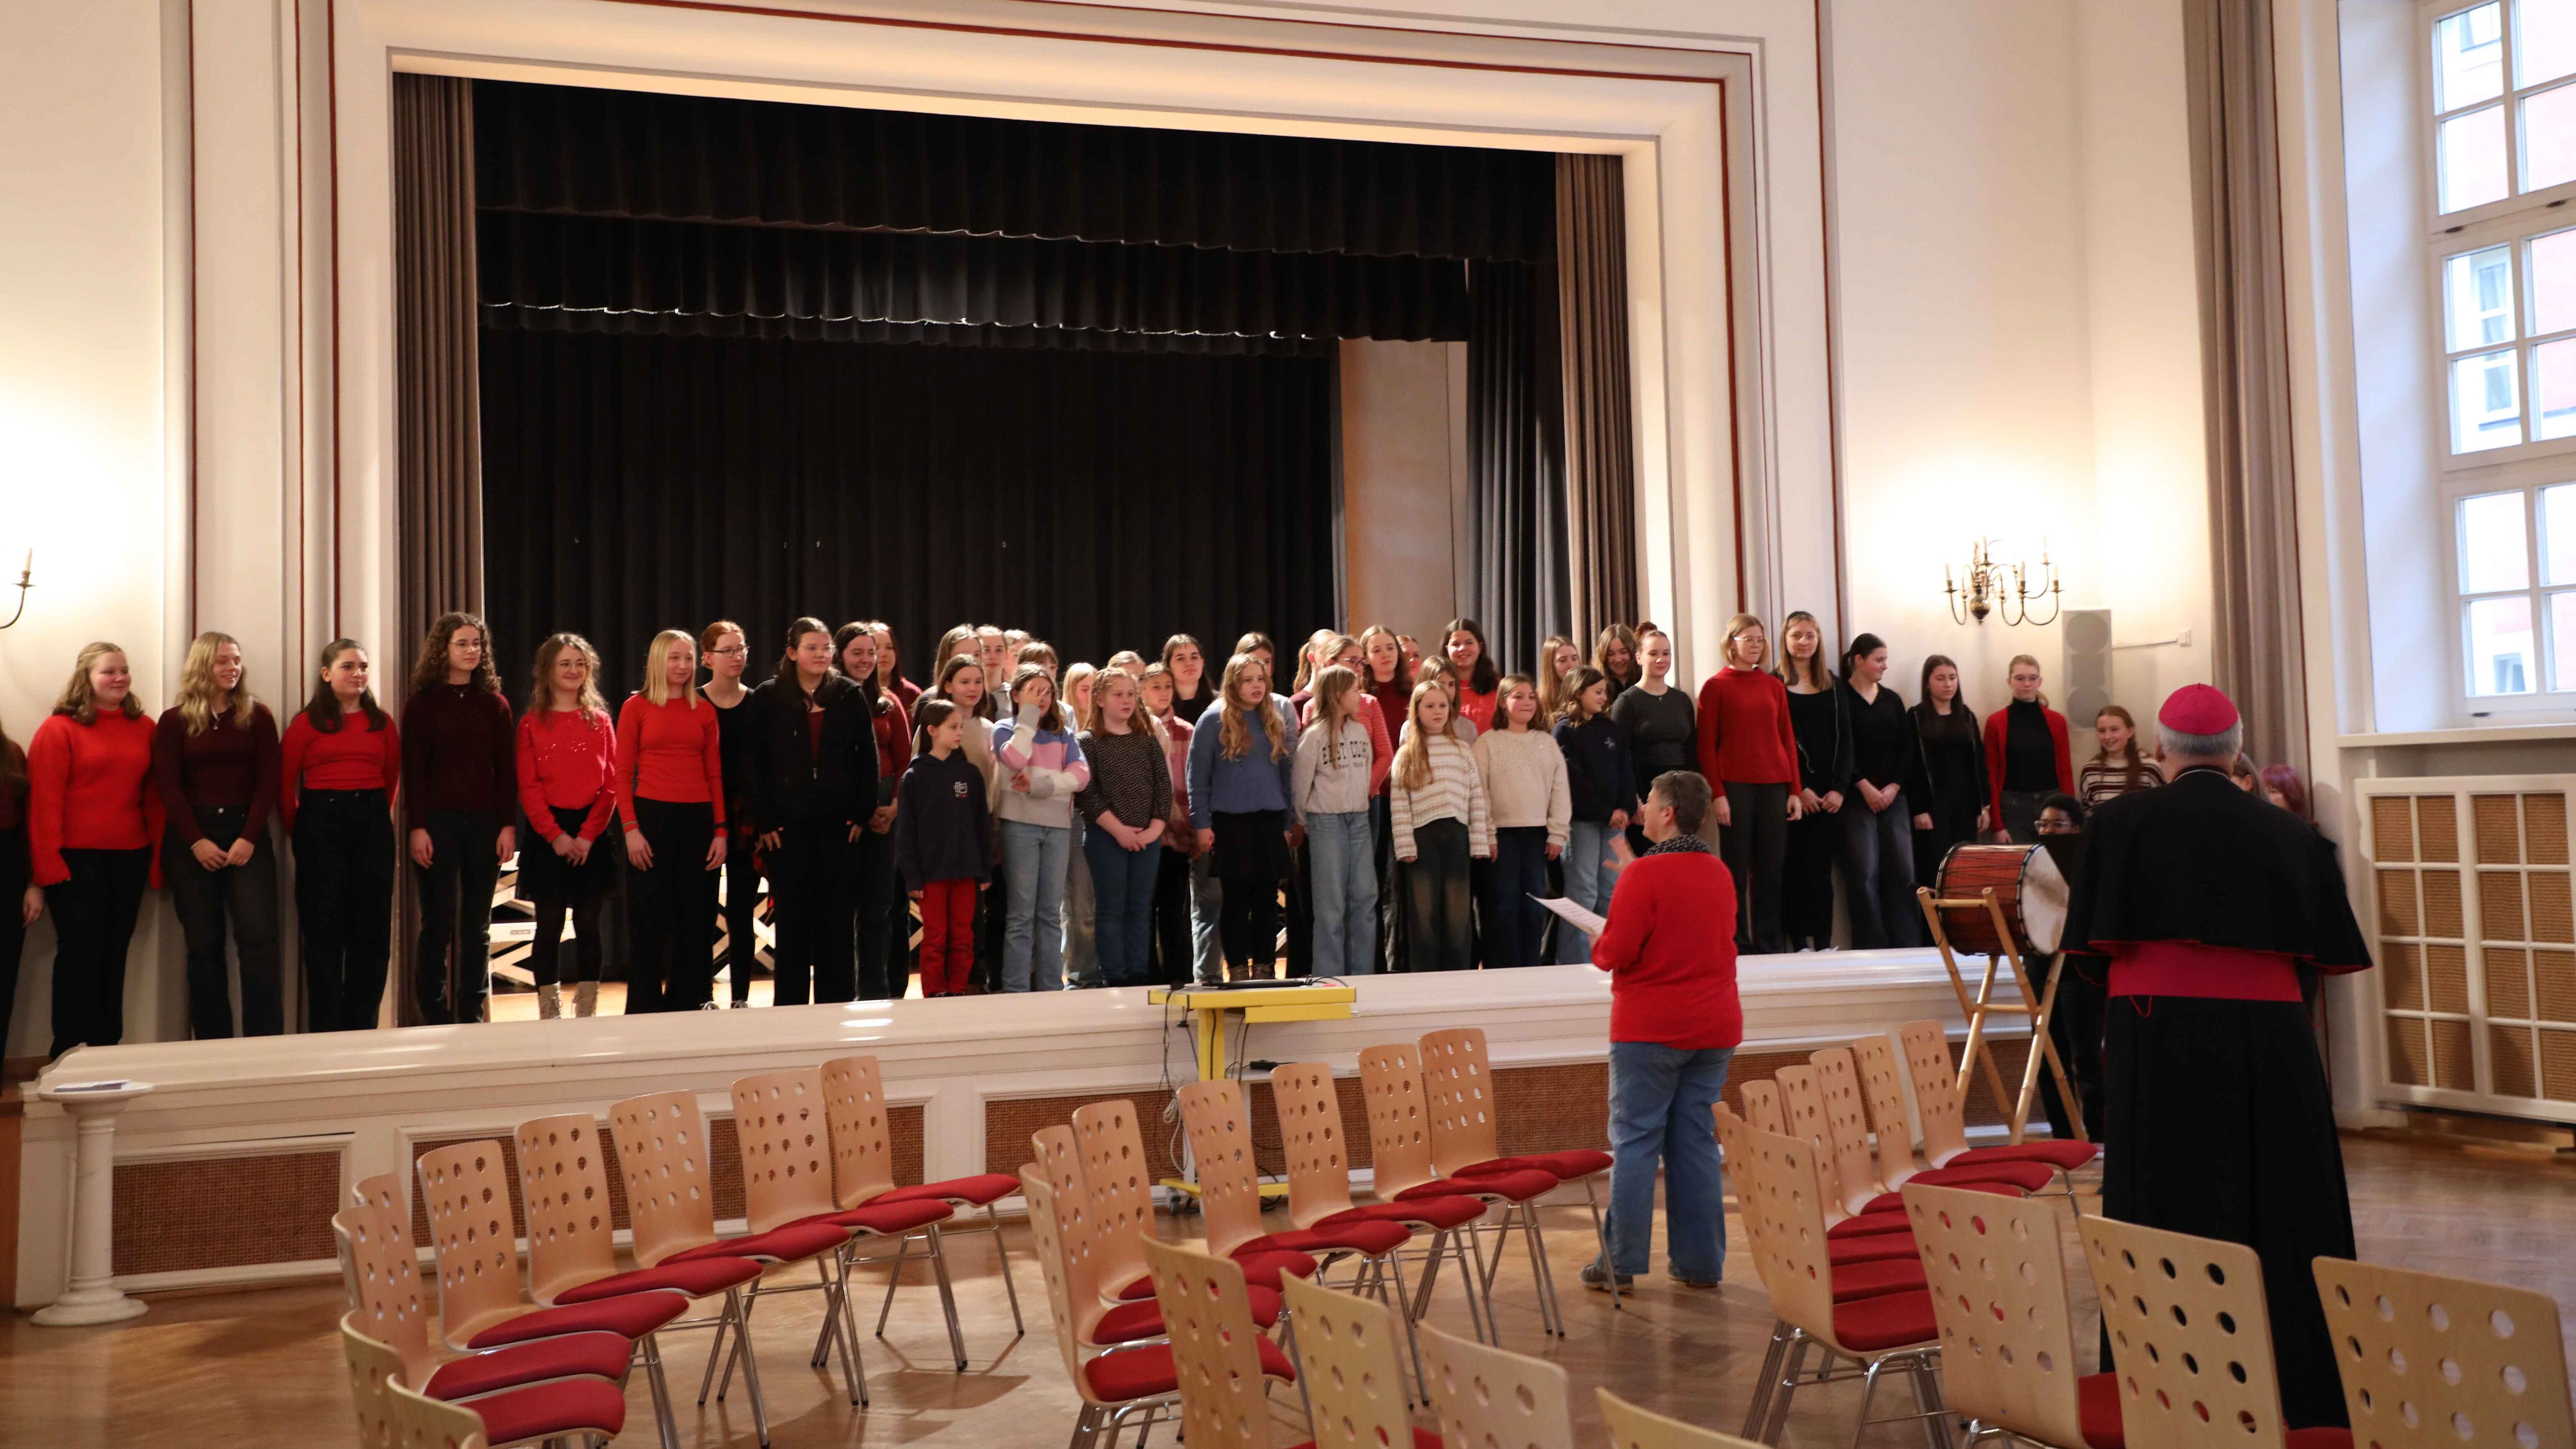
[0,599,2288,1054]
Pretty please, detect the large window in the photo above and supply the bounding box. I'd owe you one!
[2431,0,2576,702]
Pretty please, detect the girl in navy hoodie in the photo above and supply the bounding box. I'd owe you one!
[895,699,990,997]
[1552,667,1633,962]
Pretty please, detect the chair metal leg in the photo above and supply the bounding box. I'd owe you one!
[1519,1203,1564,1337]
[1849,1356,1890,1449]
[1459,1223,1500,1344]
[715,1278,762,1402]
[1741,1319,1791,1440]
[875,1231,914,1335]
[1908,1352,1955,1449]
[1280,1303,1316,1436]
[927,1224,969,1370]
[1761,1334,1810,1446]
[724,1286,773,1449]
[695,1301,731,1406]
[1385,1251,1429,1405]
[1582,1178,1620,1312]
[1409,1230,1445,1318]
[640,1332,679,1449]
[827,1253,869,1406]
[986,1202,1027,1334]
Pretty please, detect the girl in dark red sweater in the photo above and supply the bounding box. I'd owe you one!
[154,631,283,1039]
[621,629,727,1014]
[515,634,617,1019]
[280,640,400,1032]
[28,642,164,1056]
[1693,614,1803,954]
[402,611,516,1025]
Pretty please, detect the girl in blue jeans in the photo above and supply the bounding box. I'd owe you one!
[1290,665,1377,976]
[1551,667,1632,962]
[992,666,1089,991]
[1073,670,1169,988]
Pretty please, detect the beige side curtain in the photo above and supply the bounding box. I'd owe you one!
[2186,0,2306,772]
[391,73,482,1027]
[1555,154,1639,651]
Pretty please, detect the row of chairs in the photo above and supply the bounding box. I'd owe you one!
[335,1054,1023,1448]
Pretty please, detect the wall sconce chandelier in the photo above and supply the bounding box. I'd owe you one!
[1944,537,2061,626]
[0,551,28,630]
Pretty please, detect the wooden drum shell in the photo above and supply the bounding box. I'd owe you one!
[1931,843,2067,957]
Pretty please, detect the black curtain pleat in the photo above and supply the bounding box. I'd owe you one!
[1467,260,1569,675]
[475,79,1555,262]
[478,211,1468,347]
[479,329,1340,700]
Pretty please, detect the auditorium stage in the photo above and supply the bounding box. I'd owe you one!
[11,951,2037,1310]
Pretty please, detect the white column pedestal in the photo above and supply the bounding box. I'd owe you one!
[31,1082,155,1327]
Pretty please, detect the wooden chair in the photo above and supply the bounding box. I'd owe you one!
[1280,1272,1431,1449]
[1852,1035,1923,1189]
[607,1090,853,1447]
[1020,1163,1196,1449]
[2312,1258,2573,1449]
[1072,1098,1182,1304]
[1417,1320,1575,1449]
[337,1302,626,1449]
[1270,1062,1490,1353]
[1809,1049,2056,1222]
[1140,1237,1303,1449]
[1897,1020,2096,1178]
[1030,1121,1284,1352]
[1903,1181,2097,1448]
[2079,1214,2346,1449]
[820,1054,1026,1339]
[384,1372,496,1449]
[1775,1065,1906,1242]
[1600,1388,1767,1449]
[1418,1026,1612,1325]
[1738,1079,1786,1135]
[1357,1042,1556,1341]
[1737,1122,1949,1447]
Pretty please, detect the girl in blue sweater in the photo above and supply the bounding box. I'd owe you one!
[1186,654,1300,980]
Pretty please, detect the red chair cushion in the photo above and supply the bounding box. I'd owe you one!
[552,1256,762,1305]
[1861,1179,2029,1216]
[1114,1250,1318,1302]
[665,1221,850,1267]
[871,1172,1021,1208]
[462,1378,629,1444]
[799,1199,955,1237]
[1951,1140,2098,1171]
[1458,1150,1611,1182]
[2285,1431,2356,1449]
[1091,1286,1285,1345]
[463,1293,688,1350]
[1825,1210,1913,1240]
[1830,1256,1928,1302]
[1395,1169,1556,1204]
[1827,1232,1919,1266]
[1319,1197,1486,1231]
[2077,1372,2126,1449]
[1244,1219,1414,1257]
[1082,1336,1297,1402]
[424,1331,632,1402]
[1830,1289,1938,1351]
[1289,1432,1443,1449]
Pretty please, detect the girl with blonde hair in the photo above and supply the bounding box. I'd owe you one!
[993,663,1090,991]
[154,631,284,1038]
[515,634,617,1017]
[1293,664,1378,976]
[1074,668,1172,987]
[29,642,162,1053]
[620,629,727,1012]
[1474,673,1570,968]
[1186,654,1300,979]
[1535,635,1582,720]
[1980,653,2073,842]
[1389,678,1490,973]
[1693,612,1801,954]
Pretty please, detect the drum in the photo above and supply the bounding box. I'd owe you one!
[1933,843,2067,956]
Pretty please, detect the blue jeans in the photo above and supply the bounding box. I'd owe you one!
[1840,790,1921,949]
[1605,1040,1735,1280]
[1555,820,1614,963]
[1083,831,1164,987]
[1000,819,1072,991]
[1188,851,1225,984]
[1303,811,1377,976]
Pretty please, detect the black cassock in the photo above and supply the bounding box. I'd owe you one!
[2062,765,2372,1431]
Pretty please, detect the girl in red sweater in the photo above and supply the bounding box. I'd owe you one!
[1981,653,2075,843]
[1442,617,1503,734]
[516,634,618,1018]
[1693,614,1804,954]
[28,642,165,1056]
[280,640,400,1032]
[621,629,726,1015]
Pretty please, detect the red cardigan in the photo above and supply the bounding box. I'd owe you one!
[1694,668,1797,785]
[1589,844,1743,1049]
[1980,702,2075,820]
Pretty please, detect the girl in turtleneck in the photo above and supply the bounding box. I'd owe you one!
[1979,653,2073,844]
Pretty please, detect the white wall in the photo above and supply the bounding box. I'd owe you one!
[0,0,183,1059]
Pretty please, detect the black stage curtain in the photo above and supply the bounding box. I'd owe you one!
[1467,260,1568,675]
[475,80,1555,263]
[479,211,1468,350]
[480,328,1339,700]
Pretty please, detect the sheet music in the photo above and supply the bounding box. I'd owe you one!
[1532,895,1607,938]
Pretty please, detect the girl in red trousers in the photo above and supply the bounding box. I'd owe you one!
[896,699,990,996]
[515,634,618,1018]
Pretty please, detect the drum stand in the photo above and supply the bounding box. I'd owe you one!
[1913,886,2088,1145]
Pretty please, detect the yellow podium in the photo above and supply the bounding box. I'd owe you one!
[1144,981,1356,1201]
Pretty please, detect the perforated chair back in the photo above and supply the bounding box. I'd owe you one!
[343,1312,412,1449]
[1897,1020,1972,1165]
[1271,1062,1362,1229]
[608,1089,720,1267]
[1357,1044,1440,1197]
[1773,1065,1840,1207]
[514,1113,621,1305]
[1810,1047,1886,1216]
[387,1375,491,1449]
[1033,1124,1085,1209]
[1738,1124,1842,1351]
[1071,1098,1158,1297]
[1902,1182,2087,1448]
[1738,1079,1786,1136]
[1852,1034,1920,1188]
[732,1067,837,1233]
[2312,1257,2576,1449]
[1710,1106,1767,1290]
[1417,1027,1505,1178]
[1599,1387,1765,1449]
[820,1054,902,1208]
[1281,1273,1414,1449]
[1176,1080,1270,1259]
[1021,1164,1116,1406]
[353,1172,405,1213]
[416,1140,527,1350]
[2080,1214,2291,1447]
[333,1199,437,1388]
[1143,1237,1281,1449]
[1419,1321,1575,1449]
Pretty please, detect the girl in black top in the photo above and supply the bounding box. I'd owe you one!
[1837,633,1925,949]
[698,620,761,1008]
[1606,628,1694,855]
[1161,634,1216,724]
[1908,654,1990,892]
[748,616,878,1006]
[1776,612,1849,952]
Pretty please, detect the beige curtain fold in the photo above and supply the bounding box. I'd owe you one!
[1554,154,1639,652]
[2186,0,2307,772]
[391,73,482,1026]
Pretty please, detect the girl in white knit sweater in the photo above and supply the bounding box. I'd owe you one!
[1472,674,1571,968]
[1391,680,1491,973]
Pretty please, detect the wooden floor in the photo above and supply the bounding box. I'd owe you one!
[2,1131,2570,1447]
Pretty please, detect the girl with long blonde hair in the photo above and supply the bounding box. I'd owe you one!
[403,610,516,1025]
[1185,654,1299,979]
[1292,665,1378,976]
[1073,668,1172,987]
[1388,678,1490,973]
[621,628,728,1013]
[28,642,160,1053]
[154,631,286,1038]
[993,663,1090,992]
[1693,612,1801,954]
[1535,635,1582,721]
[1981,653,2073,842]
[515,633,617,1018]
[1473,672,1570,968]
